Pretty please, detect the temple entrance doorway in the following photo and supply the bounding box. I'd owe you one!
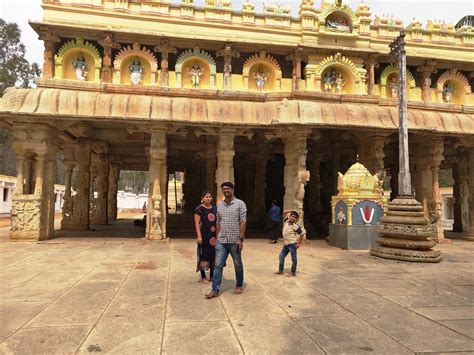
[166,132,211,237]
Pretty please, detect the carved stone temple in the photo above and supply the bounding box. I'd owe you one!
[0,0,473,243]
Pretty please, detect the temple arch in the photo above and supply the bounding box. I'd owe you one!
[436,69,471,104]
[175,47,217,89]
[308,53,366,94]
[242,51,282,92]
[319,2,359,33]
[113,42,158,85]
[54,37,102,82]
[379,64,416,99]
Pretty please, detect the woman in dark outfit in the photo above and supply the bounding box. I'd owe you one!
[194,192,217,282]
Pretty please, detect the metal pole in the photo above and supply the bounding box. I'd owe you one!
[390,30,412,197]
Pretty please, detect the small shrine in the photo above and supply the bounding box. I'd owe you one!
[329,161,387,250]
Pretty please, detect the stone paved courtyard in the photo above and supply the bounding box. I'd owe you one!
[0,222,473,354]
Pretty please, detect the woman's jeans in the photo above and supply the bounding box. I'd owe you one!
[212,241,244,293]
[279,243,297,274]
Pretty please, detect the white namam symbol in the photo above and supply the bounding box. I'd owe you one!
[360,204,375,224]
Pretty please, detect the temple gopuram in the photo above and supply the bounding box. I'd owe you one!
[0,0,472,242]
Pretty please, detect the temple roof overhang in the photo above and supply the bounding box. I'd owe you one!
[0,87,473,136]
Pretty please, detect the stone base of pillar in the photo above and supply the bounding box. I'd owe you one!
[370,196,441,263]
[10,196,51,241]
[144,236,169,243]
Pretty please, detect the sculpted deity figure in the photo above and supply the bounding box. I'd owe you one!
[326,17,350,32]
[152,196,163,234]
[389,76,398,98]
[442,82,454,103]
[323,71,335,92]
[188,63,204,88]
[72,55,87,80]
[335,72,345,94]
[337,207,346,224]
[128,58,144,85]
[254,66,268,92]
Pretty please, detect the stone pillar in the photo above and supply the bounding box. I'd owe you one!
[357,134,387,175]
[10,124,56,241]
[283,131,310,231]
[146,128,167,241]
[154,38,177,87]
[252,138,270,218]
[15,157,25,194]
[215,129,235,201]
[364,55,378,96]
[287,46,304,92]
[98,33,119,83]
[426,139,445,243]
[217,43,240,90]
[38,29,59,79]
[90,153,109,225]
[306,149,323,230]
[61,161,74,227]
[331,143,341,196]
[452,162,463,232]
[467,147,474,239]
[413,138,445,242]
[205,137,217,197]
[61,139,91,231]
[417,61,437,102]
[107,160,120,222]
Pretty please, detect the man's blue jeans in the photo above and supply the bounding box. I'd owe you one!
[212,241,244,293]
[279,243,297,274]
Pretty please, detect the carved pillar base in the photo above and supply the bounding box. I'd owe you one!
[370,196,441,262]
[10,125,56,241]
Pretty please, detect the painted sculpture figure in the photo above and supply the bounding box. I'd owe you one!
[335,72,345,94]
[129,58,144,85]
[72,55,87,80]
[254,66,268,91]
[443,82,454,103]
[323,71,335,92]
[189,63,204,88]
[389,77,398,98]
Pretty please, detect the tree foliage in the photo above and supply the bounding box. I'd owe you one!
[0,18,41,97]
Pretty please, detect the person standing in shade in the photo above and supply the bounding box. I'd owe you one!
[194,192,217,283]
[206,182,247,299]
[267,200,281,244]
[275,210,305,277]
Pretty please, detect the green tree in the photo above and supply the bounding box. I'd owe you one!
[0,18,41,97]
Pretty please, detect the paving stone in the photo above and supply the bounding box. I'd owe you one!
[299,315,414,354]
[233,318,324,354]
[409,306,474,320]
[0,326,90,354]
[439,320,474,339]
[162,321,242,354]
[0,301,48,342]
[330,292,474,353]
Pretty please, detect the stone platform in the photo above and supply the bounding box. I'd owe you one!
[328,224,380,250]
[0,224,473,354]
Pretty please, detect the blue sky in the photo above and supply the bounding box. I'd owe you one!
[1,0,472,66]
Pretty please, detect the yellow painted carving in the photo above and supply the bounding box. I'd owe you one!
[54,37,102,83]
[319,1,359,33]
[307,53,366,94]
[436,69,471,104]
[113,42,158,85]
[379,64,416,99]
[242,51,282,92]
